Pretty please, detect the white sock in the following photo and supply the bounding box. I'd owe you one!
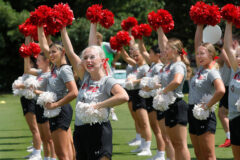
[44,157,50,160]
[226,132,230,139]
[166,158,170,160]
[157,150,165,157]
[51,158,57,160]
[32,148,41,155]
[140,138,145,149]
[144,141,151,150]
[136,133,141,140]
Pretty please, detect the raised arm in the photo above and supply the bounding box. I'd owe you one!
[138,39,151,64]
[219,48,231,68]
[120,48,136,66]
[224,22,238,72]
[38,26,50,58]
[88,23,98,46]
[194,25,204,67]
[157,27,168,53]
[61,27,85,80]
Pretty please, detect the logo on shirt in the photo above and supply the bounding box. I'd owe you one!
[233,72,240,81]
[87,86,99,92]
[52,73,57,78]
[37,77,43,81]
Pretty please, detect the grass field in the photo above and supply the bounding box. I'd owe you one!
[0,94,233,160]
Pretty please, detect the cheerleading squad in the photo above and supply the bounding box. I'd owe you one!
[11,2,240,160]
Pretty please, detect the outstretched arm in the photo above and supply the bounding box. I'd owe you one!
[138,39,151,64]
[224,22,238,72]
[38,26,50,59]
[194,25,204,67]
[157,27,168,53]
[61,27,85,80]
[120,48,136,66]
[88,23,98,46]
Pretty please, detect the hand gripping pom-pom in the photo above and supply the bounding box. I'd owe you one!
[153,89,176,111]
[139,90,152,98]
[19,44,32,58]
[140,77,151,88]
[124,74,137,90]
[149,75,160,89]
[37,92,60,118]
[75,102,108,125]
[22,76,39,99]
[121,17,138,31]
[192,94,217,120]
[12,76,24,96]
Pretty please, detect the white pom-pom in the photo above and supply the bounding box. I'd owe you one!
[12,76,23,96]
[125,74,137,90]
[75,102,108,125]
[37,92,60,118]
[24,76,40,89]
[192,94,216,120]
[140,77,151,88]
[139,90,152,98]
[22,89,36,99]
[153,89,176,111]
[235,98,240,112]
[149,75,160,89]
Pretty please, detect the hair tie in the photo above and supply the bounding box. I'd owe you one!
[102,58,109,76]
[181,48,188,56]
[213,56,219,60]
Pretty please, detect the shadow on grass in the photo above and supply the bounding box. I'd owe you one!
[0,158,24,160]
[0,136,31,139]
[0,148,25,152]
[0,142,28,145]
[113,152,136,155]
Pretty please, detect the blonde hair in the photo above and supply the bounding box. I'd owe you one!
[200,43,219,70]
[81,45,111,75]
[167,38,192,79]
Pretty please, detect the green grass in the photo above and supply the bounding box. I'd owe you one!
[0,94,233,160]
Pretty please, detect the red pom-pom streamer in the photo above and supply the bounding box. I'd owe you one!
[233,7,240,28]
[131,24,152,39]
[121,17,138,31]
[221,4,238,22]
[147,9,174,33]
[19,44,32,58]
[19,18,38,41]
[99,9,114,29]
[53,3,74,27]
[189,2,221,26]
[29,5,53,26]
[86,4,103,23]
[29,42,41,58]
[110,31,131,51]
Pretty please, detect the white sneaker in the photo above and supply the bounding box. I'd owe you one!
[128,138,141,146]
[111,111,118,121]
[147,155,165,160]
[27,146,34,153]
[131,146,143,153]
[24,152,34,159]
[137,149,152,156]
[28,154,42,160]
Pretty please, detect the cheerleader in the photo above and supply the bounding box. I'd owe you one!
[14,37,42,160]
[138,39,170,160]
[188,24,225,160]
[24,42,56,159]
[156,27,191,160]
[224,21,240,159]
[61,24,128,160]
[121,44,152,156]
[38,26,78,160]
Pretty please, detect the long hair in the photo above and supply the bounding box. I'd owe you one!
[167,38,192,79]
[81,45,112,76]
[200,43,219,70]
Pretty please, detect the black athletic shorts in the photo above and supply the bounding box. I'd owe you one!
[165,98,188,128]
[131,89,147,111]
[125,89,134,102]
[49,103,73,132]
[35,101,48,124]
[188,105,216,136]
[230,115,240,146]
[157,110,165,121]
[145,97,154,113]
[20,96,36,115]
[74,121,112,160]
[219,86,229,109]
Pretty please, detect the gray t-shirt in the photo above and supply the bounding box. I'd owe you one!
[160,61,186,98]
[188,67,221,104]
[132,64,149,89]
[47,65,74,100]
[146,63,164,77]
[219,63,231,86]
[75,72,118,126]
[126,64,133,77]
[36,70,51,92]
[228,69,240,120]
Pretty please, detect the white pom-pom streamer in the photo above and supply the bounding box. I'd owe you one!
[24,76,40,89]
[235,98,240,112]
[139,90,152,98]
[153,89,176,111]
[75,102,108,125]
[37,92,60,118]
[22,89,36,99]
[149,75,160,89]
[124,74,137,90]
[12,76,24,96]
[192,94,217,120]
[140,77,151,88]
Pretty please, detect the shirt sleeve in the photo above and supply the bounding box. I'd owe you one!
[172,63,185,76]
[60,65,75,83]
[104,77,118,96]
[208,69,222,83]
[36,69,42,76]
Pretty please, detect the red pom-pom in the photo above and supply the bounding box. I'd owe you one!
[121,17,138,31]
[29,5,53,26]
[19,18,38,41]
[233,7,240,28]
[190,2,221,26]
[99,9,114,29]
[110,36,122,51]
[86,4,102,23]
[19,44,32,58]
[148,9,174,32]
[116,31,131,46]
[53,3,74,27]
[29,42,41,58]
[131,24,152,39]
[221,4,238,22]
